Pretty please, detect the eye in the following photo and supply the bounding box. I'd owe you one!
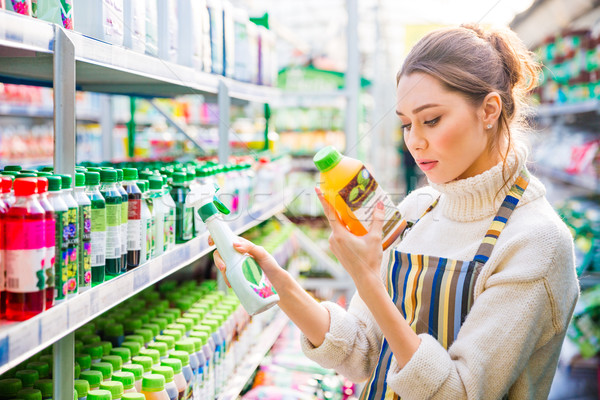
[401,123,412,131]
[424,116,440,126]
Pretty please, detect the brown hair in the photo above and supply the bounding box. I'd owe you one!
[397,24,540,189]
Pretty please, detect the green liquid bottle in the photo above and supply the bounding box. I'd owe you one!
[85,172,106,287]
[99,170,122,276]
[171,172,192,244]
[115,169,129,273]
[58,174,79,298]
[75,173,92,292]
[46,176,68,303]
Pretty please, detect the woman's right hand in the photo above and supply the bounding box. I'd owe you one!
[208,235,286,290]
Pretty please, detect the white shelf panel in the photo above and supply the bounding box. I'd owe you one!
[217,311,289,400]
[535,100,600,118]
[0,11,278,101]
[0,103,99,121]
[0,198,288,374]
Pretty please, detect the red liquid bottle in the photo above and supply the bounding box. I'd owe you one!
[36,177,55,310]
[5,178,46,320]
[0,176,12,318]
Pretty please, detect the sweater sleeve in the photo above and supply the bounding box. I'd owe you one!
[385,233,579,399]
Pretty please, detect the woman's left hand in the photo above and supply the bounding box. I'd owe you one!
[316,187,385,286]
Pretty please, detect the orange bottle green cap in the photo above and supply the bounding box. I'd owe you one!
[313,146,343,172]
[86,389,113,400]
[99,380,124,399]
[141,374,166,393]
[160,358,182,375]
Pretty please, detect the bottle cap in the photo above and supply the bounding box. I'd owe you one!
[132,329,153,344]
[138,180,148,193]
[160,358,182,375]
[74,361,81,379]
[75,353,92,371]
[18,173,38,178]
[47,175,63,192]
[100,169,117,183]
[104,323,124,338]
[4,165,22,172]
[151,366,174,383]
[25,361,49,379]
[100,355,123,372]
[147,342,168,358]
[141,323,160,338]
[36,171,52,177]
[131,356,153,373]
[111,371,135,390]
[172,172,186,185]
[175,318,193,332]
[182,312,201,325]
[16,388,43,400]
[74,379,90,398]
[0,378,23,396]
[86,167,103,173]
[98,341,113,357]
[154,335,175,350]
[79,370,103,387]
[33,379,52,397]
[122,393,146,399]
[162,329,183,342]
[175,298,193,312]
[121,363,144,381]
[123,334,145,347]
[148,176,163,190]
[122,168,138,181]
[165,307,181,318]
[90,362,113,380]
[313,146,343,172]
[138,170,154,181]
[58,174,73,189]
[174,339,195,355]
[15,369,38,387]
[189,331,208,346]
[99,381,123,398]
[156,312,175,325]
[13,178,38,196]
[75,172,86,187]
[84,172,100,186]
[86,389,113,400]
[34,177,48,194]
[81,334,101,345]
[115,169,124,182]
[141,374,165,393]
[169,350,189,367]
[138,348,160,365]
[110,347,132,363]
[149,318,167,332]
[0,176,12,193]
[186,337,202,353]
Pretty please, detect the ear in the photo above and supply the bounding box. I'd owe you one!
[480,92,502,130]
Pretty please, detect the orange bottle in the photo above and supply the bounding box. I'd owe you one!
[314,146,406,250]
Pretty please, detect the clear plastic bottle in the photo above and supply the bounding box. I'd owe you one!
[150,366,177,400]
[169,351,193,399]
[0,173,16,206]
[122,363,144,392]
[174,340,200,399]
[111,371,137,394]
[85,172,107,286]
[74,172,92,292]
[161,176,176,251]
[148,176,167,257]
[115,169,129,273]
[99,170,122,276]
[160,359,185,400]
[5,178,46,320]
[170,172,192,243]
[0,177,9,319]
[189,330,213,399]
[138,181,154,264]
[57,174,79,298]
[140,374,170,400]
[35,177,55,310]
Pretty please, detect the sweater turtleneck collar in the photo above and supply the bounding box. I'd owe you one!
[427,143,546,222]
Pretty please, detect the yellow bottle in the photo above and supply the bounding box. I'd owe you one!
[314,146,406,250]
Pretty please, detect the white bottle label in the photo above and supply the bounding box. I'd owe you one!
[6,248,45,293]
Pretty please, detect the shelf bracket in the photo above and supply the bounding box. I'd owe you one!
[53,26,76,178]
[148,100,207,156]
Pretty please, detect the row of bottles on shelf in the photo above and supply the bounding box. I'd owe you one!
[533,28,600,105]
[2,0,277,86]
[0,156,289,321]
[0,277,284,400]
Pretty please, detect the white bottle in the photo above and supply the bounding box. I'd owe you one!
[149,176,167,257]
[123,0,146,53]
[73,0,125,46]
[161,179,176,251]
[138,181,153,264]
[197,194,279,315]
[157,0,178,62]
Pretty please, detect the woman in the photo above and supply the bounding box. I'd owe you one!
[213,24,580,399]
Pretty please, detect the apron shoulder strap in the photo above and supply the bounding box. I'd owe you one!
[473,169,530,264]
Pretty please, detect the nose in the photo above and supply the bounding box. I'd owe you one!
[405,126,427,152]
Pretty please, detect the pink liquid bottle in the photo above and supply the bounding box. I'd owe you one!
[0,176,11,319]
[5,178,46,320]
[36,177,55,310]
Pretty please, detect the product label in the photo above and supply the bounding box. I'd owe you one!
[6,248,46,293]
[45,218,56,290]
[79,204,92,286]
[54,210,69,300]
[127,219,142,251]
[339,166,406,250]
[66,206,78,295]
[242,257,277,299]
[91,207,107,267]
[4,219,45,250]
[106,204,121,259]
[167,209,176,249]
[120,201,128,255]
[183,206,194,240]
[147,217,154,259]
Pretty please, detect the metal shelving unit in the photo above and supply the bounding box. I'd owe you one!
[534,100,600,118]
[0,9,285,398]
[533,165,600,195]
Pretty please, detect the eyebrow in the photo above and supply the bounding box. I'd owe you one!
[395,103,441,116]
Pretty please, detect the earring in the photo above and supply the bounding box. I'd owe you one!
[486,124,492,129]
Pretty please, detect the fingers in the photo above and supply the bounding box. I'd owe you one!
[369,201,385,238]
[208,236,214,246]
[232,237,272,264]
[213,250,231,288]
[315,187,345,233]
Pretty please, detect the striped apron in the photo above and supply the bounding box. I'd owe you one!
[360,170,530,400]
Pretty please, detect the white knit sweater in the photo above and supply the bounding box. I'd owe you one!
[301,145,580,399]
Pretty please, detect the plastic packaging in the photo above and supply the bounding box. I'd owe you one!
[140,374,170,400]
[160,359,185,400]
[313,146,406,250]
[148,176,167,256]
[112,371,137,394]
[138,181,154,263]
[233,8,250,82]
[176,0,204,69]
[7,0,32,16]
[122,363,144,392]
[32,0,73,29]
[115,170,129,273]
[170,172,193,243]
[85,172,107,286]
[99,170,122,276]
[222,0,235,77]
[73,0,124,46]
[58,174,79,298]
[35,177,55,310]
[123,0,146,53]
[75,172,92,292]
[156,0,177,62]
[122,168,142,269]
[5,178,46,320]
[150,366,177,400]
[144,0,158,57]
[206,0,224,75]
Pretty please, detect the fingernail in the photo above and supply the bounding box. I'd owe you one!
[315,187,322,196]
[233,241,243,247]
[377,201,384,210]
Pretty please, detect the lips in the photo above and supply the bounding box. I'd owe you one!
[416,159,438,171]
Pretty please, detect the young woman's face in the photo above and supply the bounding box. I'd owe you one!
[396,72,500,184]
